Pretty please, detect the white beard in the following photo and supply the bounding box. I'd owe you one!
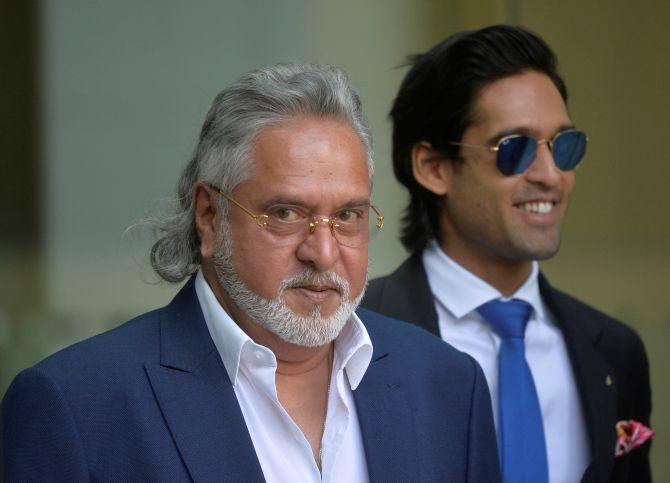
[212,225,365,347]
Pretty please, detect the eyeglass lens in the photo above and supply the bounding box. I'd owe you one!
[496,130,587,176]
[261,207,382,248]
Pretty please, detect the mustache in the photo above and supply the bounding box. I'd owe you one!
[278,269,350,299]
[513,187,562,204]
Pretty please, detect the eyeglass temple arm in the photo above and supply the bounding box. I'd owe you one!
[449,141,499,153]
[371,205,385,229]
[206,183,262,221]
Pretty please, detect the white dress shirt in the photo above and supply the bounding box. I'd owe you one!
[423,241,590,483]
[195,271,372,483]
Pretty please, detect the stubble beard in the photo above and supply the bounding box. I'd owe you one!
[507,217,564,262]
[212,222,366,347]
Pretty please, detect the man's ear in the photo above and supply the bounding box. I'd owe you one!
[193,181,219,260]
[411,141,452,196]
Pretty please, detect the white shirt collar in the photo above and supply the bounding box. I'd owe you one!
[194,270,373,389]
[422,240,546,321]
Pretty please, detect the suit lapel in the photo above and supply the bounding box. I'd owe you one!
[353,310,420,482]
[540,275,616,482]
[144,279,264,482]
[376,252,440,336]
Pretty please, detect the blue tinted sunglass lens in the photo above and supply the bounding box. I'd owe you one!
[496,136,536,175]
[553,131,587,170]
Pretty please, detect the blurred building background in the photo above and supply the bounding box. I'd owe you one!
[1,0,668,478]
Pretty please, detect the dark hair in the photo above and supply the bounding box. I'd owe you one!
[391,25,568,253]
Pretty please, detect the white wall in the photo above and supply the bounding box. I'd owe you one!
[40,0,449,324]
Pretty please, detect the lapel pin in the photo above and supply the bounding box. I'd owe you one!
[605,375,613,386]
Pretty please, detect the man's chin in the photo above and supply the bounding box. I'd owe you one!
[524,239,561,261]
[267,310,350,348]
[505,232,561,261]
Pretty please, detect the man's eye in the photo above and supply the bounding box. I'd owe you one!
[268,207,302,222]
[337,209,363,223]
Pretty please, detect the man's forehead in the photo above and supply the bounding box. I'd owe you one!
[254,117,365,161]
[237,116,371,203]
[469,71,571,138]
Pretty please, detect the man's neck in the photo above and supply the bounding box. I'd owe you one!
[438,241,533,297]
[201,261,334,466]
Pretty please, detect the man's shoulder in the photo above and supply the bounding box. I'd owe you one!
[1,299,201,481]
[363,274,391,308]
[357,306,436,341]
[541,276,645,349]
[362,253,442,336]
[361,252,432,312]
[26,278,202,383]
[18,305,168,392]
[365,252,425,300]
[541,277,650,397]
[356,307,477,376]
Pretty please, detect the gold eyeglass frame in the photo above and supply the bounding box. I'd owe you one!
[206,183,384,236]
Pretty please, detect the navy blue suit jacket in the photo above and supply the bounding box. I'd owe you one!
[3,278,500,482]
[362,252,652,483]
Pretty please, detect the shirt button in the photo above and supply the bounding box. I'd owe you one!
[254,350,263,360]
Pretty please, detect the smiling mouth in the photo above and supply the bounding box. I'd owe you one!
[515,201,556,214]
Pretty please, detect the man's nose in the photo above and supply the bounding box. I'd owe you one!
[524,142,562,187]
[295,220,340,271]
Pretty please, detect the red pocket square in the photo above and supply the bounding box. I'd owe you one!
[615,420,654,457]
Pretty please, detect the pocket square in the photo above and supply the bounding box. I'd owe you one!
[615,420,654,457]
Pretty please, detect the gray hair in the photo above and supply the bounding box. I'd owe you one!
[150,63,374,282]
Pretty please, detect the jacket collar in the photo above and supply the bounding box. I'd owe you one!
[144,277,265,481]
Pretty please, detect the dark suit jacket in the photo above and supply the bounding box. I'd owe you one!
[3,277,501,482]
[362,252,652,483]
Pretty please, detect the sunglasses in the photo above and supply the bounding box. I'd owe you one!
[450,129,588,176]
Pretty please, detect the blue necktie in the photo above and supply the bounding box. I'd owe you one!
[478,299,548,483]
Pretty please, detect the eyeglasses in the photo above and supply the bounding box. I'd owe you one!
[450,129,588,176]
[206,183,384,248]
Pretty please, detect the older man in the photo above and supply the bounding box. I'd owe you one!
[3,64,500,481]
[362,26,652,483]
